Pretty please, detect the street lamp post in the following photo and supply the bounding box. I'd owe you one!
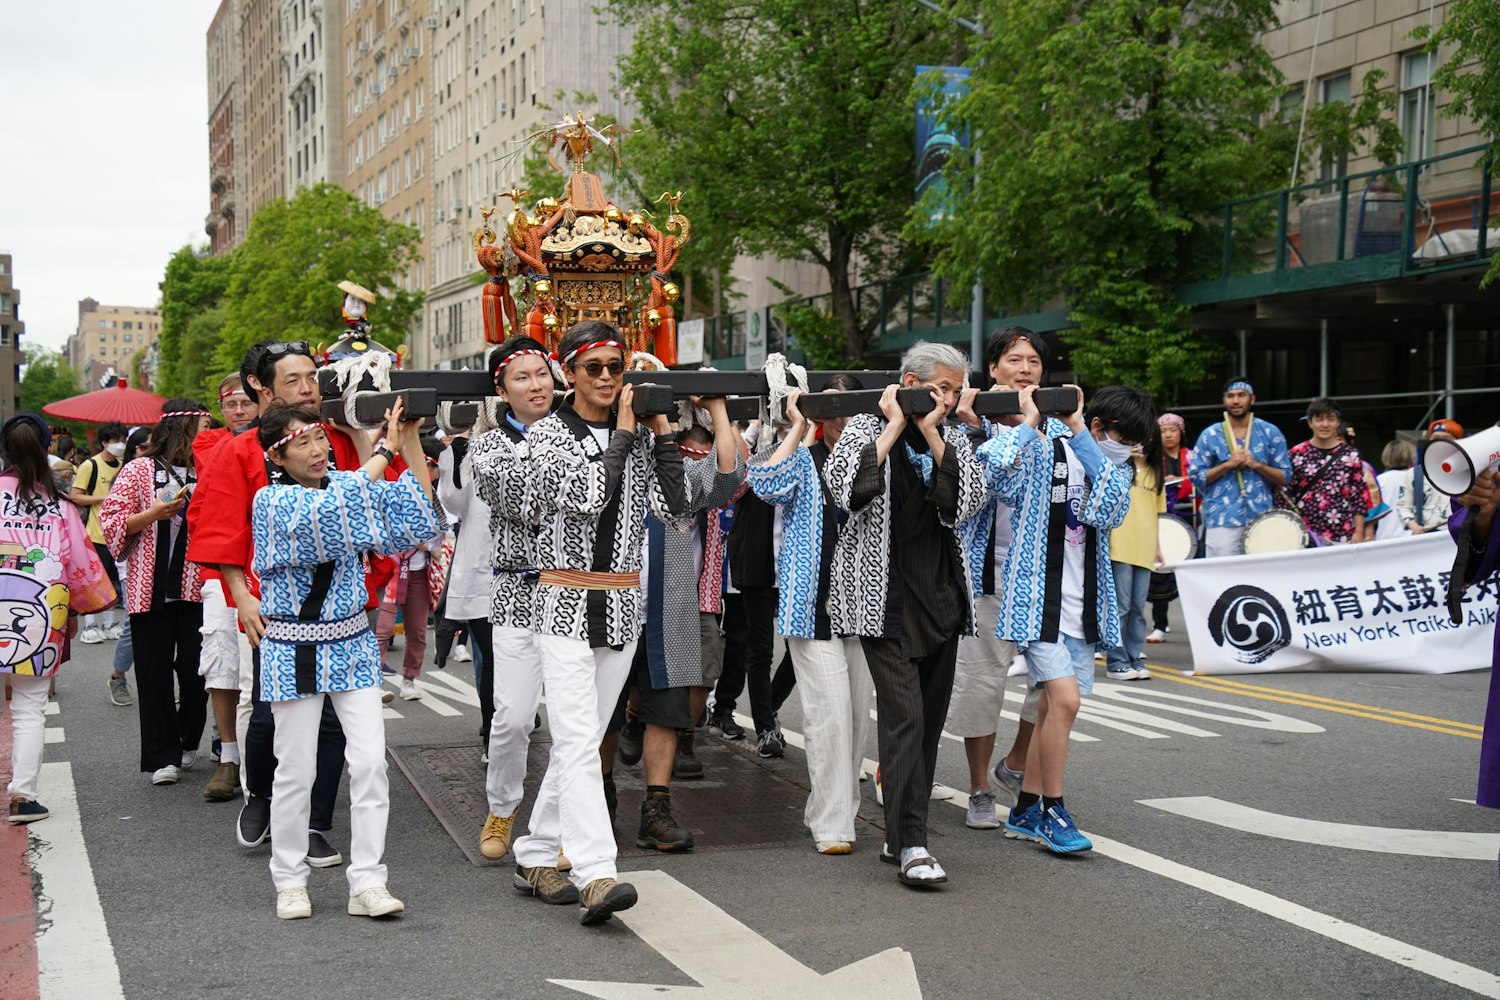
[914,0,986,371]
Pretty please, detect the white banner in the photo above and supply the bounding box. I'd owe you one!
[676,318,704,365]
[1174,532,1496,675]
[744,311,766,369]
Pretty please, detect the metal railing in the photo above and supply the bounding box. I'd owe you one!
[1210,143,1495,282]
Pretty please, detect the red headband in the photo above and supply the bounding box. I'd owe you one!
[161,410,212,419]
[678,443,712,458]
[264,421,326,458]
[562,340,626,365]
[493,348,551,390]
[219,387,250,400]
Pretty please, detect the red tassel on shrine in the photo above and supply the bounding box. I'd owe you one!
[654,314,678,368]
[481,278,509,345]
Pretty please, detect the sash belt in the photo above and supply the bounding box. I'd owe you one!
[263,611,370,645]
[538,569,641,591]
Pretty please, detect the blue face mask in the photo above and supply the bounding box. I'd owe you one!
[1097,435,1134,467]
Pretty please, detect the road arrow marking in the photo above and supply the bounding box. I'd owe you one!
[1139,796,1500,860]
[550,870,923,1000]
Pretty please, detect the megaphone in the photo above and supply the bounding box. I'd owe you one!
[1423,423,1500,496]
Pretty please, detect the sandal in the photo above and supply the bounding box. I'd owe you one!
[897,854,947,887]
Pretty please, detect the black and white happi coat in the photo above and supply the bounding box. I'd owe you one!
[822,413,987,639]
[643,452,745,689]
[468,421,537,631]
[526,399,688,648]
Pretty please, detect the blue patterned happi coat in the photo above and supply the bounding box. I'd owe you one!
[975,419,1133,648]
[252,470,446,701]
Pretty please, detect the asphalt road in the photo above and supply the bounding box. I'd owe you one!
[13,602,1500,1000]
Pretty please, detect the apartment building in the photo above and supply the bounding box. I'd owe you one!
[342,0,430,351]
[240,0,288,223]
[284,0,346,191]
[0,255,23,423]
[207,0,244,256]
[421,0,636,369]
[67,300,163,386]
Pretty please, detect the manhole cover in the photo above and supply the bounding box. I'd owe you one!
[389,732,887,866]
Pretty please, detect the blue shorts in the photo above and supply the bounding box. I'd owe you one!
[1022,634,1095,697]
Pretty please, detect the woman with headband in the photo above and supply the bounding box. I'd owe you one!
[466,335,558,870]
[0,413,116,824]
[100,400,216,788]
[251,398,443,921]
[509,320,687,926]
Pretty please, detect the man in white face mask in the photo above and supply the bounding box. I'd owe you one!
[974,384,1155,856]
[69,422,129,644]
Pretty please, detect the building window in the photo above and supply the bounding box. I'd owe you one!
[1318,73,1351,181]
[1277,85,1304,123]
[1401,50,1437,165]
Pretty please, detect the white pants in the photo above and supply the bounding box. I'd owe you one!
[7,675,50,801]
[235,629,255,763]
[198,580,241,691]
[786,636,874,843]
[269,686,388,894]
[1206,526,1246,559]
[513,635,635,886]
[486,625,545,817]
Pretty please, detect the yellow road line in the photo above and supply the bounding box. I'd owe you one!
[1148,664,1485,731]
[1144,665,1483,740]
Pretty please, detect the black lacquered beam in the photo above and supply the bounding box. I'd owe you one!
[621,369,901,398]
[969,386,1079,417]
[318,388,440,426]
[317,368,494,402]
[793,385,1081,421]
[444,402,479,427]
[627,383,677,418]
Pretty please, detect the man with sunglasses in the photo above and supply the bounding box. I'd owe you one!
[189,339,398,862]
[511,321,688,926]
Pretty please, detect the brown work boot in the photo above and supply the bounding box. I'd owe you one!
[578,877,638,926]
[512,864,579,905]
[637,791,694,852]
[203,762,240,802]
[479,811,517,860]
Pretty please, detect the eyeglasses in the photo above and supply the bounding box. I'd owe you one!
[265,341,311,357]
[571,359,626,378]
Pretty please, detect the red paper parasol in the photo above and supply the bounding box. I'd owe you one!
[42,379,169,425]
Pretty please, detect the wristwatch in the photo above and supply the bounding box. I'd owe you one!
[374,440,395,462]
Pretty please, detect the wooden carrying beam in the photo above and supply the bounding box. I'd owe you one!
[317,369,494,402]
[621,370,901,398]
[318,388,440,426]
[793,385,1079,420]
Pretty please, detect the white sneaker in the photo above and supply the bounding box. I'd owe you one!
[400,679,421,701]
[152,765,179,785]
[80,626,105,645]
[1106,666,1152,682]
[277,886,313,920]
[452,644,472,663]
[348,885,405,917]
[181,751,198,771]
[1145,629,1167,644]
[103,622,123,640]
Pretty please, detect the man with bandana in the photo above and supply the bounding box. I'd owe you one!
[1188,378,1292,558]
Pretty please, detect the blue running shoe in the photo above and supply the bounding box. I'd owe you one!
[1003,801,1043,843]
[1037,806,1093,854]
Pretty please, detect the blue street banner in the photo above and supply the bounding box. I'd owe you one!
[914,65,970,225]
[1174,533,1496,675]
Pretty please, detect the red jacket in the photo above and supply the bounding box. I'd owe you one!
[186,424,398,610]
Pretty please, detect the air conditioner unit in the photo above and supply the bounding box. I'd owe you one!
[404,46,419,59]
[403,113,411,127]
[372,83,383,96]
[451,200,463,214]
[496,99,506,115]
[425,16,438,28]
[355,153,363,165]
[358,41,370,53]
[387,66,398,81]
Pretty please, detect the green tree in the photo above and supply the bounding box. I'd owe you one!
[605,0,954,363]
[18,348,86,443]
[1416,1,1500,284]
[926,0,1295,398]
[214,183,424,374]
[156,244,231,400]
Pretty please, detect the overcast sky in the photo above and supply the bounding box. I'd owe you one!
[1,2,209,354]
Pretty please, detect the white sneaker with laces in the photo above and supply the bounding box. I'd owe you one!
[181,750,198,771]
[103,622,124,640]
[452,644,472,663]
[348,885,405,917]
[152,765,179,785]
[1145,628,1167,644]
[400,679,421,701]
[277,886,313,920]
[80,626,105,644]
